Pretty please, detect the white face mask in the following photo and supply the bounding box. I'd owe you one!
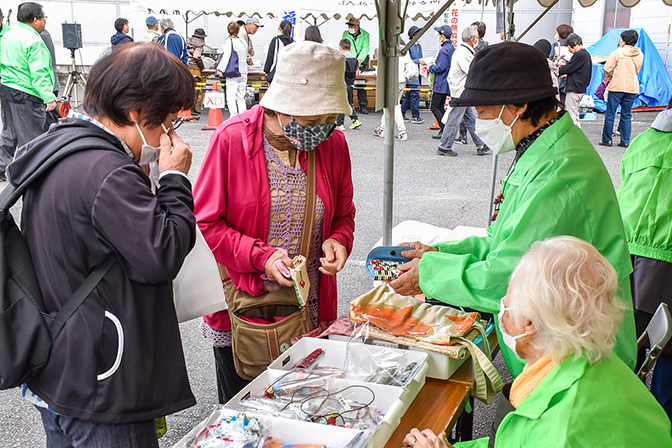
[348,27,357,35]
[135,122,168,165]
[498,298,527,355]
[475,105,519,154]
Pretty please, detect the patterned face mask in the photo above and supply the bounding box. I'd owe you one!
[278,115,336,151]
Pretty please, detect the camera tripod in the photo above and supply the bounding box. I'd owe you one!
[61,48,86,109]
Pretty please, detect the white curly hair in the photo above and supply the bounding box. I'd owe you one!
[507,236,626,364]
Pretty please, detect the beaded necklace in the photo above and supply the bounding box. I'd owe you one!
[491,115,561,221]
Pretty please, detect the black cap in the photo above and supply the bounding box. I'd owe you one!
[408,26,420,39]
[532,39,552,58]
[193,28,207,37]
[450,42,557,107]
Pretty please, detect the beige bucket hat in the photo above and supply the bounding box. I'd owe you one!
[260,41,352,116]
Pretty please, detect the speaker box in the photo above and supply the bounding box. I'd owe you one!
[62,23,82,50]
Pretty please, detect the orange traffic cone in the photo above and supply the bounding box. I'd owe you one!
[428,119,440,131]
[202,81,223,131]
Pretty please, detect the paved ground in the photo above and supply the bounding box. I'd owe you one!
[0,107,659,447]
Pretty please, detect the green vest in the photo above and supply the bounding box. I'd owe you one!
[455,356,672,447]
[418,113,636,376]
[0,22,55,103]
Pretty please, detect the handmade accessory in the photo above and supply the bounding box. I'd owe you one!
[279,116,336,152]
[193,412,264,448]
[350,285,503,402]
[223,151,317,380]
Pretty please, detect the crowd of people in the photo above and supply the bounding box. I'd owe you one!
[0,2,671,447]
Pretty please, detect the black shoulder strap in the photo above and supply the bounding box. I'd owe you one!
[49,256,115,337]
[0,136,122,214]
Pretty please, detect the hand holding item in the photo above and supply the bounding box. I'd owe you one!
[402,428,452,448]
[45,101,56,112]
[158,131,192,175]
[389,258,422,296]
[400,241,438,259]
[319,238,348,275]
[264,249,295,287]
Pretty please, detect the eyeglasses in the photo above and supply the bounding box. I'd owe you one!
[169,116,187,132]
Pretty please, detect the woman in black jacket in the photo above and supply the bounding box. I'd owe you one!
[264,20,293,83]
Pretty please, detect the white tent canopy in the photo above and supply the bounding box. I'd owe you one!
[130,0,444,20]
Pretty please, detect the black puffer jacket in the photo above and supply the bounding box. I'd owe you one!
[14,119,196,424]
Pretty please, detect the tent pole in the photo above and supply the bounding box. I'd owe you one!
[380,0,402,245]
[517,0,559,42]
[401,0,455,55]
[488,0,516,225]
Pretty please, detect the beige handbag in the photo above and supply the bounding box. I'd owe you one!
[223,151,316,380]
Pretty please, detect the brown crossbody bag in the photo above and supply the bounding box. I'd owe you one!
[219,151,316,380]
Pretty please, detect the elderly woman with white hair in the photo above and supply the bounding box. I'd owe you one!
[404,236,672,448]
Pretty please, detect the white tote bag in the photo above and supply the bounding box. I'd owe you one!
[173,226,227,323]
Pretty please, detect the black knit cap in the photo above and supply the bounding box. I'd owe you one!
[450,42,557,107]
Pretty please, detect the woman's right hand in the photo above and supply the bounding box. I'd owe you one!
[264,250,294,287]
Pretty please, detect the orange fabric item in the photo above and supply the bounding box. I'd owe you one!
[509,355,559,409]
[350,304,436,337]
[445,312,480,334]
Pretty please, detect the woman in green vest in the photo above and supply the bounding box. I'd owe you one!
[403,237,672,448]
[389,42,636,377]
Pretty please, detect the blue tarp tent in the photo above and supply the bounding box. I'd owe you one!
[586,28,672,113]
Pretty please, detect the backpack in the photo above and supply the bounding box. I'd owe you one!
[0,136,119,390]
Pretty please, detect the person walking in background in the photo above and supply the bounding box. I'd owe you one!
[558,33,592,127]
[143,15,160,43]
[600,29,643,148]
[342,17,370,114]
[110,17,133,48]
[158,18,188,66]
[217,22,248,117]
[401,26,424,124]
[336,39,362,131]
[264,20,293,84]
[239,18,261,65]
[550,24,573,102]
[424,25,454,139]
[373,41,414,141]
[533,39,560,100]
[0,2,55,182]
[472,21,488,52]
[40,28,60,130]
[304,25,323,44]
[187,28,207,116]
[437,26,489,156]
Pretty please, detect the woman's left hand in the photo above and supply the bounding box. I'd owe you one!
[319,238,348,275]
[402,428,452,448]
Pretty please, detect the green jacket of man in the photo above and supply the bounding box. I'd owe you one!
[341,28,369,68]
[418,113,636,377]
[618,126,672,263]
[454,355,672,448]
[0,22,55,103]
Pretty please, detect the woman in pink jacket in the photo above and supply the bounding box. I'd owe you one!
[194,41,356,402]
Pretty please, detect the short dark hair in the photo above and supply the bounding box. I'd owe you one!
[304,26,323,43]
[279,20,292,39]
[566,33,582,48]
[83,43,195,128]
[514,96,562,127]
[339,38,351,50]
[556,24,573,40]
[114,18,128,33]
[17,2,44,23]
[227,22,240,36]
[236,20,246,27]
[471,21,486,39]
[621,30,638,46]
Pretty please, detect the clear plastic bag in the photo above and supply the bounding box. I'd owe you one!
[343,322,423,387]
[191,410,266,448]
